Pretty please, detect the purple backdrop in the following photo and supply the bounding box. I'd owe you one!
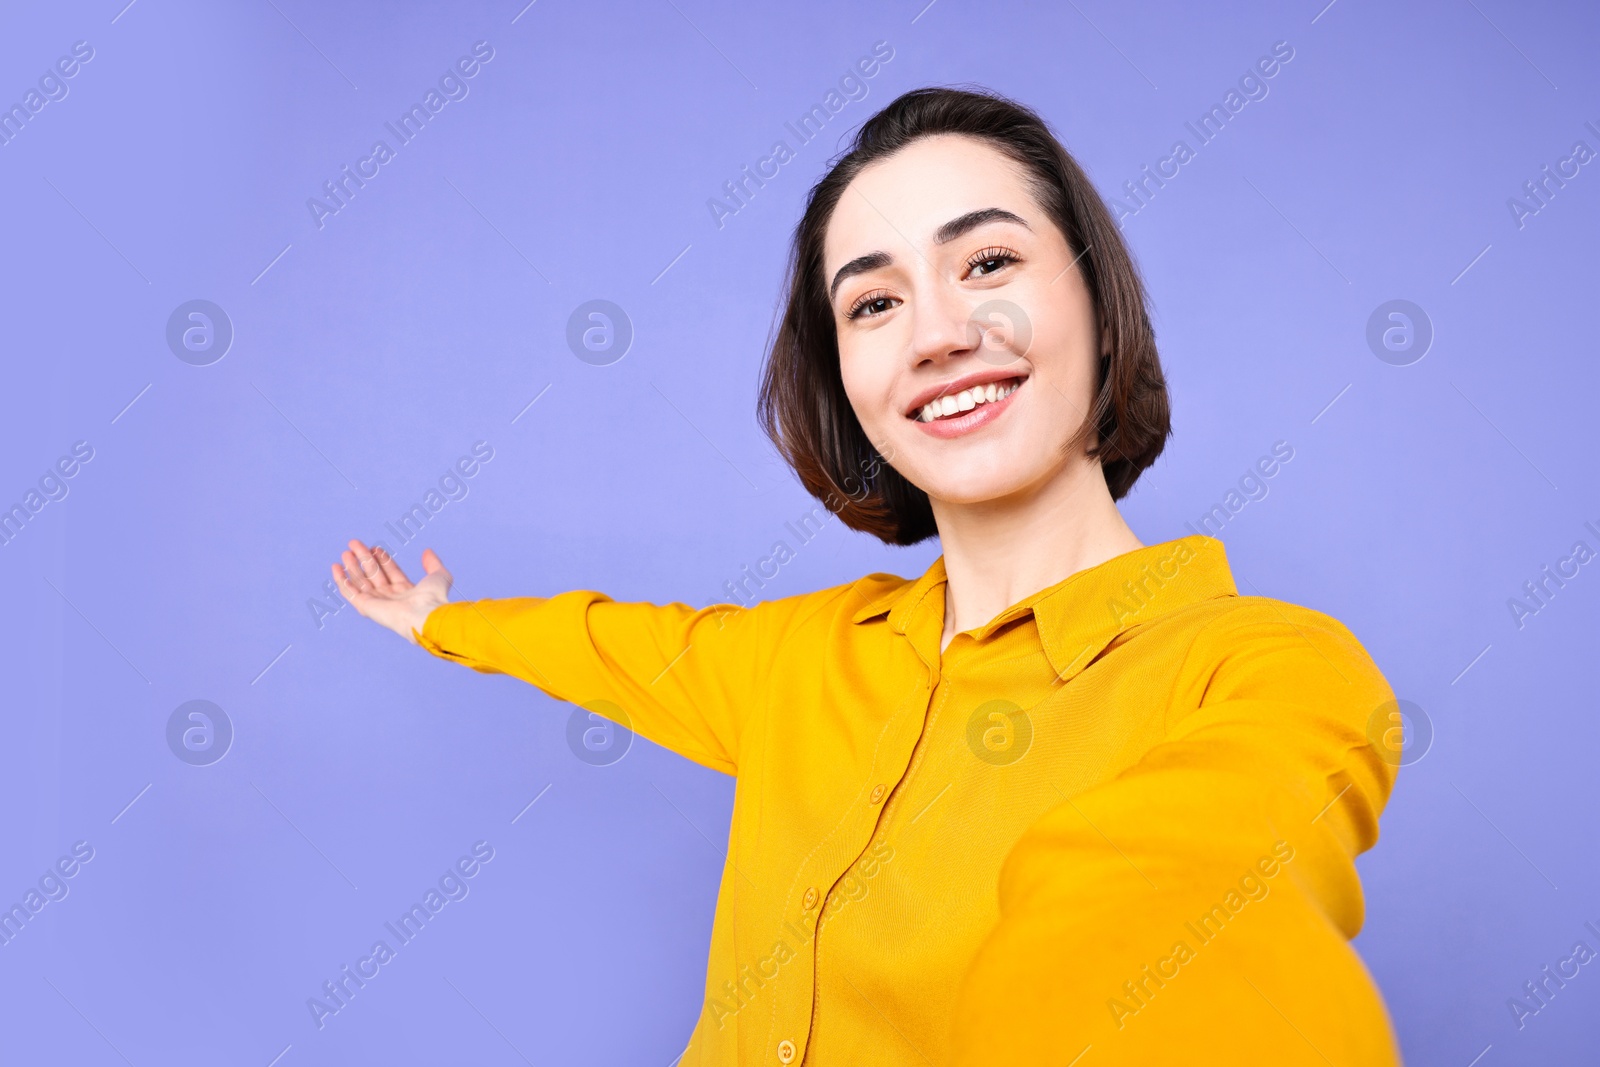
[2,0,1596,1063]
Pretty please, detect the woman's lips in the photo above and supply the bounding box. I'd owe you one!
[909,377,1026,439]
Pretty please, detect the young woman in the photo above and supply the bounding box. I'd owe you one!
[332,88,1402,1066]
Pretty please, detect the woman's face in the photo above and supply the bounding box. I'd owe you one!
[824,134,1104,508]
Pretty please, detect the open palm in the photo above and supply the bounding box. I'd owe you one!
[331,539,453,645]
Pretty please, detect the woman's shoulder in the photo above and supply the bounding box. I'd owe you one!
[1156,590,1392,715]
[711,570,917,638]
[1179,591,1378,662]
[734,569,914,613]
[1154,585,1361,636]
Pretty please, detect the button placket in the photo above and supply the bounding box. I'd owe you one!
[778,646,937,1065]
[795,668,942,1064]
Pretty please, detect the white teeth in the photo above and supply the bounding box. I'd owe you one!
[914,378,1024,421]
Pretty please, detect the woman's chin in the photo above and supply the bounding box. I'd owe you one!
[919,471,1045,510]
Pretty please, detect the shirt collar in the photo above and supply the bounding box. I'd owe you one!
[850,535,1237,680]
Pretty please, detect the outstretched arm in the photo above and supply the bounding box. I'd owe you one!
[949,605,1403,1065]
[331,538,768,775]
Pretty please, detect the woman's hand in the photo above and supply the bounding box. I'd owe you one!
[331,539,453,645]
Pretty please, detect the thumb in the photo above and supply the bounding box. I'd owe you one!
[420,547,453,584]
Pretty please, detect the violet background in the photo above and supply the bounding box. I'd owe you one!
[1,0,1596,1063]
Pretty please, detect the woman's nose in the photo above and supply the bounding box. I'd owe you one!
[908,277,978,368]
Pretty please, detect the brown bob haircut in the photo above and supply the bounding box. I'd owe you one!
[757,86,1170,546]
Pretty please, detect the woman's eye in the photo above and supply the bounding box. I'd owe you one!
[848,293,898,319]
[968,251,1017,278]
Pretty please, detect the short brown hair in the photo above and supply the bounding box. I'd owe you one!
[757,86,1170,546]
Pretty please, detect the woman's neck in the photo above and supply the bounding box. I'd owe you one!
[933,458,1142,652]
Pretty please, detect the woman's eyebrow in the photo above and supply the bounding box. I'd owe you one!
[830,251,893,303]
[934,207,1030,245]
[828,208,1032,303]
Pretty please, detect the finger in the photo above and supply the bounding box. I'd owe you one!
[340,549,378,596]
[336,554,371,597]
[347,539,390,590]
[370,544,411,589]
[330,562,366,602]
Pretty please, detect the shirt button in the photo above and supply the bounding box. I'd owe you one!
[777,1038,796,1063]
[802,886,818,910]
[869,783,886,804]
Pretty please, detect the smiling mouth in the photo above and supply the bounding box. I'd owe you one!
[911,376,1026,423]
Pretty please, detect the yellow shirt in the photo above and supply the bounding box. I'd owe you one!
[416,535,1402,1065]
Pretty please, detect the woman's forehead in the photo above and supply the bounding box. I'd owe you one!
[825,137,1039,263]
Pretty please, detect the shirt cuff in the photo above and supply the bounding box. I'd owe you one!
[413,601,488,670]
